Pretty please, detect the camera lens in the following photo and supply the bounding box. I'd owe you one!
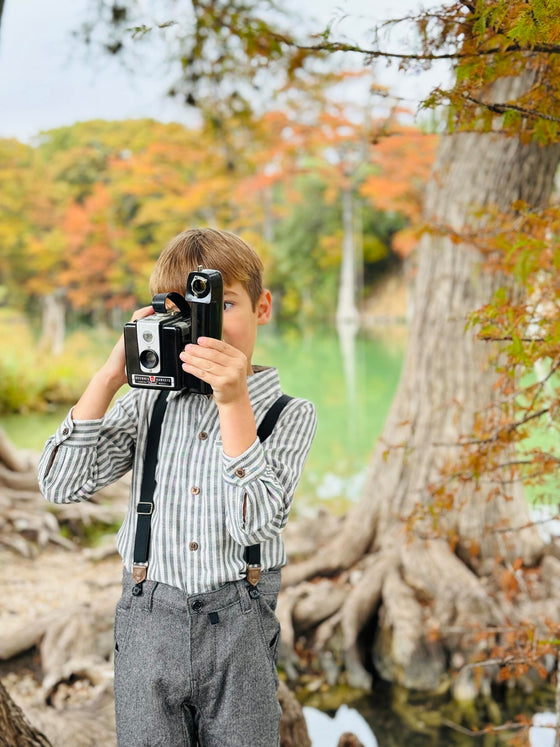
[191,275,208,297]
[140,349,159,369]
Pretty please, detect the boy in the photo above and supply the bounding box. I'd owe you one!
[38,228,316,746]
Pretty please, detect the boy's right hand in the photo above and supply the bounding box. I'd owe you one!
[101,306,155,389]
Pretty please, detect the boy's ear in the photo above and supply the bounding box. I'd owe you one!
[256,289,272,326]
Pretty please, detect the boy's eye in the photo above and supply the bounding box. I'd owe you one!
[224,301,234,311]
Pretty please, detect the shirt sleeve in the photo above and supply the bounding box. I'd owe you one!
[38,390,140,504]
[221,398,317,546]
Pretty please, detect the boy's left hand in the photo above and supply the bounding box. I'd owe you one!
[180,337,249,406]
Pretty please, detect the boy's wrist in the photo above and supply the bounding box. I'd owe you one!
[97,363,126,392]
[217,391,257,458]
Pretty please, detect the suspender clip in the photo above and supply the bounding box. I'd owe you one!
[246,563,261,587]
[132,562,149,584]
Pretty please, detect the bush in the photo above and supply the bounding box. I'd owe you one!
[0,312,116,414]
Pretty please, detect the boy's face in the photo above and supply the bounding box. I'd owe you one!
[222,281,271,374]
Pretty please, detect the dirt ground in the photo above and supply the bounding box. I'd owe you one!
[0,545,123,744]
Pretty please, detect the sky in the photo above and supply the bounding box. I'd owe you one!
[0,0,449,142]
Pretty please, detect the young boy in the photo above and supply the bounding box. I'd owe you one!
[38,228,316,746]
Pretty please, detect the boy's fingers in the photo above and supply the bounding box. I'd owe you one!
[181,342,245,368]
[130,306,155,322]
[180,347,228,369]
[181,360,221,385]
[196,337,238,356]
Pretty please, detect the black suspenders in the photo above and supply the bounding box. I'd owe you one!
[132,390,170,586]
[245,393,292,586]
[131,391,293,593]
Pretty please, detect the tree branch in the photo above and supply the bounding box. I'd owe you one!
[465,94,560,124]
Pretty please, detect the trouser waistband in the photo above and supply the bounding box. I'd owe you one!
[121,568,281,613]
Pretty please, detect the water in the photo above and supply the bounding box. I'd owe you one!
[253,325,406,516]
[302,686,558,746]
[303,705,557,747]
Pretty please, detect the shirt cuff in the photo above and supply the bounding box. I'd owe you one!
[54,408,103,447]
[222,437,267,485]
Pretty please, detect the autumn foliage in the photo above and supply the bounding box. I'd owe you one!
[0,101,436,326]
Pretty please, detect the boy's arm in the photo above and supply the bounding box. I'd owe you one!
[39,306,153,503]
[73,305,154,420]
[219,398,317,546]
[38,393,139,504]
[181,336,317,546]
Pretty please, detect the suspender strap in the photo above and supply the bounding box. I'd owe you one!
[256,394,293,443]
[245,393,293,586]
[132,390,169,586]
[131,390,292,592]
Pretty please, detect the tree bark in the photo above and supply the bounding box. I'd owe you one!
[336,184,359,328]
[282,75,560,696]
[39,291,66,356]
[0,680,52,747]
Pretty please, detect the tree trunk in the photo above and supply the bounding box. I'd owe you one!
[336,185,359,328]
[0,680,52,747]
[39,291,66,356]
[282,76,560,697]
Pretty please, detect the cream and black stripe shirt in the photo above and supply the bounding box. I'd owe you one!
[39,367,316,593]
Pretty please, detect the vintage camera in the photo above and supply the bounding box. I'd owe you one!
[124,267,223,394]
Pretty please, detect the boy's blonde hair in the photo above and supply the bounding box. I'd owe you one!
[149,228,264,308]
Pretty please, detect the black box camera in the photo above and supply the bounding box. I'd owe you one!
[124,267,223,394]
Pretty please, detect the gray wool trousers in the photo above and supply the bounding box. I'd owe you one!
[113,569,282,747]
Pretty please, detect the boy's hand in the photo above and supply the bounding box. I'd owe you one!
[181,337,256,457]
[101,306,155,388]
[180,337,249,407]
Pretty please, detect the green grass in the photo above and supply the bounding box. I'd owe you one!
[0,310,118,415]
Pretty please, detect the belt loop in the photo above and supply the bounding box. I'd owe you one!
[235,579,252,614]
[143,580,157,611]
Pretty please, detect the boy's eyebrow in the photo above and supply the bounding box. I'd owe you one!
[223,289,242,298]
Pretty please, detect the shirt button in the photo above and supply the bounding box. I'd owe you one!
[189,542,199,551]
[62,427,69,436]
[192,599,203,611]
[235,468,246,478]
[198,431,208,440]
[191,486,200,495]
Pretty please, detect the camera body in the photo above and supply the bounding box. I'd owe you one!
[124,268,223,394]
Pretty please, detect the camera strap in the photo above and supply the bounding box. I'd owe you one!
[131,390,293,594]
[151,292,190,315]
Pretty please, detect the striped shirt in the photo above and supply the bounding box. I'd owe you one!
[38,367,316,593]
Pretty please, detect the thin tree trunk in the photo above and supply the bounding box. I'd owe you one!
[336,185,359,327]
[39,291,66,355]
